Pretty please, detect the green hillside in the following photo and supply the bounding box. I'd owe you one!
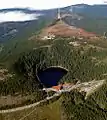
[63,15,107,35]
[0,35,107,119]
[0,12,107,119]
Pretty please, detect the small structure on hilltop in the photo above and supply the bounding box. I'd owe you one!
[51,82,76,92]
[52,84,63,91]
[41,34,55,40]
[69,41,80,47]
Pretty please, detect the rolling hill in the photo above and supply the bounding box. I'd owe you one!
[38,19,96,39]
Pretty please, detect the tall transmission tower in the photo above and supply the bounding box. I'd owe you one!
[57,7,61,20]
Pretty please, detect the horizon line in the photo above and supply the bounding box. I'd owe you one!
[0,3,107,11]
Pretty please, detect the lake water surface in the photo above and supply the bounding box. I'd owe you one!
[37,67,68,88]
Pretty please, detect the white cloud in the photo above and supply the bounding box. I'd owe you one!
[0,11,42,23]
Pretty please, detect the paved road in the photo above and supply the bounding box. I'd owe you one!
[0,93,60,114]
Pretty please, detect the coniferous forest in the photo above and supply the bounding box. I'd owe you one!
[0,37,107,119]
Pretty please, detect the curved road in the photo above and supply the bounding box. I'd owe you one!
[0,93,61,114]
[0,80,105,114]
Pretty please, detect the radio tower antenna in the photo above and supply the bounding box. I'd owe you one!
[57,7,61,20]
[58,7,61,19]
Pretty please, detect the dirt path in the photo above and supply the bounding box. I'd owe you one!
[0,80,105,114]
[0,93,60,114]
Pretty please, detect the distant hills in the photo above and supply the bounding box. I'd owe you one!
[1,4,107,17]
[0,4,107,43]
[71,4,107,17]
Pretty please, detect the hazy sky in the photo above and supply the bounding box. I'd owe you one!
[0,0,105,10]
[0,0,106,23]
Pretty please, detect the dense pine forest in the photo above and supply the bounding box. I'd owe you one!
[0,36,107,119]
[0,37,107,95]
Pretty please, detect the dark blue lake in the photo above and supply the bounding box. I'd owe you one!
[37,67,68,88]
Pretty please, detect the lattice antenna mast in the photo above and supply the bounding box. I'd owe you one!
[58,7,61,20]
[71,6,73,14]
